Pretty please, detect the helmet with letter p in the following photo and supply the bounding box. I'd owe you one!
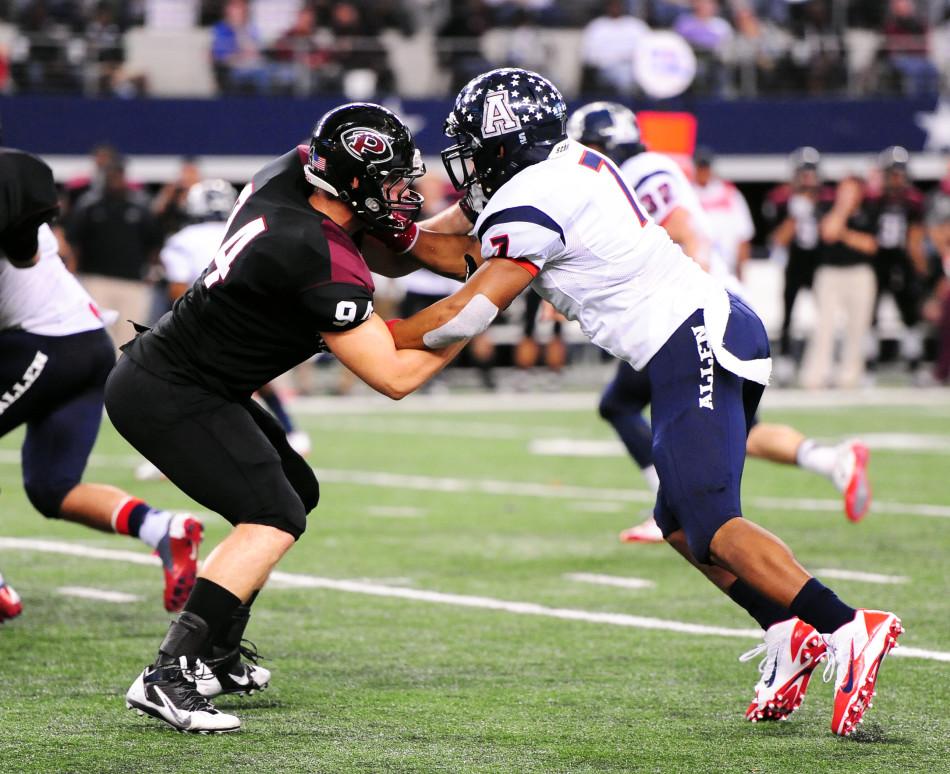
[305,102,425,230]
[441,68,568,200]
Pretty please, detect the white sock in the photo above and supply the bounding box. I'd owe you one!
[641,464,661,495]
[138,509,173,549]
[795,439,838,481]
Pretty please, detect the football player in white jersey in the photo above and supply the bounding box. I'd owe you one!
[134,180,311,484]
[383,69,901,737]
[0,148,202,618]
[565,103,872,544]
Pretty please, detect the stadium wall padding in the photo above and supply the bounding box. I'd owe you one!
[2,95,939,157]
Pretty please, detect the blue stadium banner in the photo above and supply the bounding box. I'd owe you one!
[2,95,945,157]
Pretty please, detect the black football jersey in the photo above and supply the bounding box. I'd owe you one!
[0,148,60,263]
[125,147,375,398]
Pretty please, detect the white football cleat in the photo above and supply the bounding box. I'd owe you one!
[740,617,827,722]
[619,517,664,544]
[831,441,871,522]
[823,609,903,736]
[126,657,241,734]
[286,430,312,456]
[135,460,167,482]
[195,646,271,698]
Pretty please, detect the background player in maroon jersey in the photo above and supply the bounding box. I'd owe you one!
[109,104,474,734]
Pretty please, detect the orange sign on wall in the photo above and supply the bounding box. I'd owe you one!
[636,111,697,156]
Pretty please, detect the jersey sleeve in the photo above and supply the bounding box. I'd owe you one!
[160,235,200,285]
[299,281,375,333]
[630,170,682,226]
[475,205,565,277]
[0,151,60,263]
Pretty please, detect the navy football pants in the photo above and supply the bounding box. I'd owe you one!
[647,295,770,563]
[0,327,115,519]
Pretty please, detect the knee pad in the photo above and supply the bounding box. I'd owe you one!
[23,477,73,520]
[296,475,319,515]
[249,499,309,541]
[598,385,623,421]
[285,458,320,514]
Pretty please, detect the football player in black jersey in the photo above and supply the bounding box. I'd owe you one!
[110,104,474,734]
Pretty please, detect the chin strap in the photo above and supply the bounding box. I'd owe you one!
[303,166,341,198]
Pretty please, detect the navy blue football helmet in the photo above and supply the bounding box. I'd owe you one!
[441,68,568,199]
[566,102,644,165]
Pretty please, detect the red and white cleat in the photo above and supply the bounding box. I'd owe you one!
[156,514,203,613]
[0,576,23,622]
[619,517,664,544]
[833,441,871,523]
[823,609,903,737]
[740,617,827,722]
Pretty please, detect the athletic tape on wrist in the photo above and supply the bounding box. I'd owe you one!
[422,294,498,349]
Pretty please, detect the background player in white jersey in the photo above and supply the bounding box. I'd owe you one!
[693,147,755,283]
[0,148,202,619]
[384,70,901,737]
[566,102,872,544]
[134,179,311,483]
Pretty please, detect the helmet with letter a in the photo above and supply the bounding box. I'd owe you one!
[305,102,426,230]
[185,179,238,222]
[441,67,568,200]
[566,101,645,165]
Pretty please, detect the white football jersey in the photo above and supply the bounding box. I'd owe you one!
[474,139,770,384]
[621,151,744,297]
[695,177,755,278]
[0,224,104,336]
[160,221,228,286]
[620,151,714,241]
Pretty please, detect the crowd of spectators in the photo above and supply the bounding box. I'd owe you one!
[0,0,946,98]
[763,145,950,387]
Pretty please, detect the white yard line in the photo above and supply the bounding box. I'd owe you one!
[1,451,947,519]
[288,387,950,415]
[813,569,910,585]
[531,434,950,458]
[565,573,656,590]
[1,537,946,663]
[316,468,950,520]
[365,505,426,518]
[57,586,140,603]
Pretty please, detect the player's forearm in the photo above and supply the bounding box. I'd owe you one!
[770,218,796,247]
[840,229,877,255]
[736,242,751,281]
[389,294,470,350]
[418,203,474,235]
[411,229,481,281]
[908,226,928,275]
[384,340,468,399]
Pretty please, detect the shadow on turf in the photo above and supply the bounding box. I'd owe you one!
[753,720,910,746]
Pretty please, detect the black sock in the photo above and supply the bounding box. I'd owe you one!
[182,578,242,643]
[789,577,856,634]
[728,579,792,630]
[211,589,260,658]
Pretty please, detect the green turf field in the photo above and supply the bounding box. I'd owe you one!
[1,396,948,773]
